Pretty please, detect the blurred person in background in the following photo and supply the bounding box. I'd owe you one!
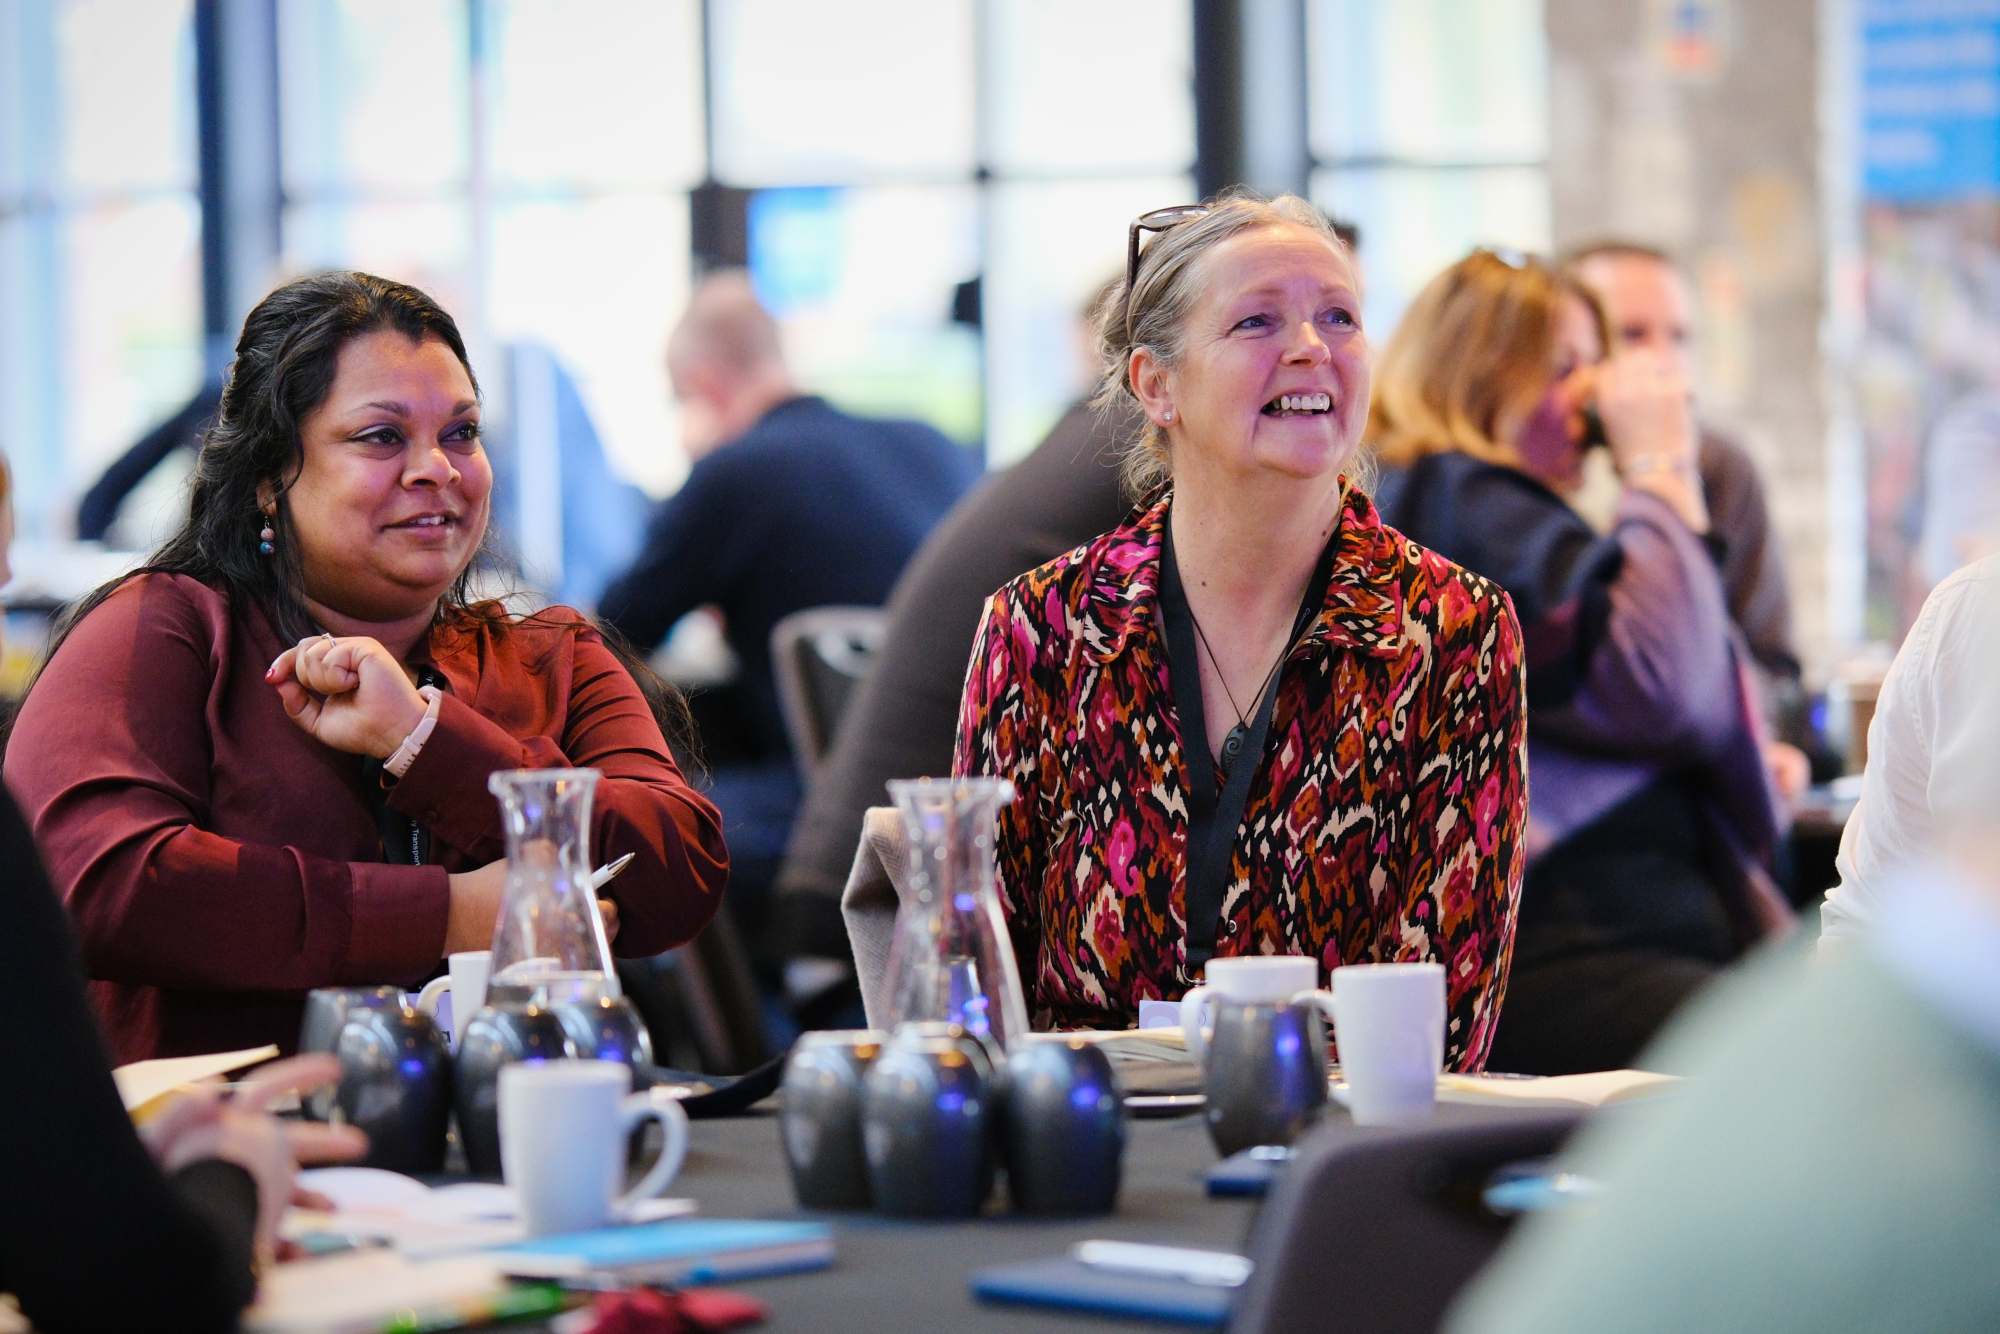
[1919,389,2000,587]
[1372,249,1790,1076]
[770,285,1135,1021]
[1820,555,2000,944]
[1446,571,2000,1333]
[599,271,979,985]
[5,272,726,1063]
[1,773,366,1332]
[957,195,1526,1059]
[1568,242,1820,796]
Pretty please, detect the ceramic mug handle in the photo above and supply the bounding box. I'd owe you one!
[1291,989,1337,1037]
[614,1088,691,1217]
[415,974,451,1018]
[1179,984,1217,1066]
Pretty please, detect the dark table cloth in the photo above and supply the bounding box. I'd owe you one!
[673,1107,1256,1331]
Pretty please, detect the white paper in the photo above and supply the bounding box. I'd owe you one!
[288,1167,694,1259]
[112,1045,280,1114]
[246,1251,507,1334]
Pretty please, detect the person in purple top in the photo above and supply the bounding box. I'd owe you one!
[1370,249,1791,1075]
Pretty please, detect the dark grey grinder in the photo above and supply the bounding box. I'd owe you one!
[1201,998,1329,1156]
[862,1028,994,1217]
[298,986,403,1122]
[779,1030,884,1209]
[1003,1037,1125,1215]
[332,1002,453,1173]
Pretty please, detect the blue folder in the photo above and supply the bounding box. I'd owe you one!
[971,1257,1236,1326]
[493,1218,834,1286]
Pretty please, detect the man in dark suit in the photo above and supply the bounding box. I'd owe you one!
[600,271,978,972]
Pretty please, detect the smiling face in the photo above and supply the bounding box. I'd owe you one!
[277,328,491,623]
[1132,223,1369,486]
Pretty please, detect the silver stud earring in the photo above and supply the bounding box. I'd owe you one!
[1163,409,1174,422]
[258,516,275,555]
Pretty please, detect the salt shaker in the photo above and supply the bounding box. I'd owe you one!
[780,1030,884,1209]
[862,1025,994,1217]
[1003,1036,1125,1215]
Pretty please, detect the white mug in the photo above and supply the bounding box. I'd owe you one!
[498,1060,690,1237]
[1293,962,1446,1126]
[1178,955,1321,1066]
[416,950,491,1047]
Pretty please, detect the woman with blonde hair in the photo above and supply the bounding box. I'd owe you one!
[1372,249,1790,1075]
[954,194,1528,1070]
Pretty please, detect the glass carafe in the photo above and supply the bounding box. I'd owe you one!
[458,768,650,1174]
[485,768,617,1004]
[882,778,1030,1050]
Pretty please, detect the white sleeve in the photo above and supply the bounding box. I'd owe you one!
[1821,558,2000,944]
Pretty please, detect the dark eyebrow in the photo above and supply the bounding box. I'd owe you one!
[354,399,480,416]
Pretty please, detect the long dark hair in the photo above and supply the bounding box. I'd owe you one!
[31,271,699,763]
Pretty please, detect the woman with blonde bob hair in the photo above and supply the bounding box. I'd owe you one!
[954,193,1528,1071]
[1371,249,1791,1076]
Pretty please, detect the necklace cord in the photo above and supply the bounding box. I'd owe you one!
[1160,505,1340,977]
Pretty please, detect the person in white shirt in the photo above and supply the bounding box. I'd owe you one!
[1818,554,2000,944]
[1446,608,2000,1333]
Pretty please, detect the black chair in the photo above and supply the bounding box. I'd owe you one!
[769,606,887,776]
[616,909,771,1076]
[1231,1106,1586,1334]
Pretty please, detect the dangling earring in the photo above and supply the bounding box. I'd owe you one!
[258,514,275,556]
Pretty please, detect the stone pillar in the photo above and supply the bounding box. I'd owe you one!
[1546,0,1832,677]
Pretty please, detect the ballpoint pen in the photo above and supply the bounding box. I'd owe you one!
[589,852,636,891]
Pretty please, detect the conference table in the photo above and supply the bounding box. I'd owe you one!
[668,1103,1259,1331]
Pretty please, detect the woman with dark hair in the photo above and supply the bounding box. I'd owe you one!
[5,272,728,1063]
[954,194,1527,1070]
[1369,250,1791,1075]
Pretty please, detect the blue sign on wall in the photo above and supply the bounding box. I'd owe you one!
[748,188,843,317]
[1864,1,2000,202]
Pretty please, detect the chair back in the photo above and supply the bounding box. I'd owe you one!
[770,606,888,774]
[1231,1106,1585,1334]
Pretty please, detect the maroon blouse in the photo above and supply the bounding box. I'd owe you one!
[3,574,728,1064]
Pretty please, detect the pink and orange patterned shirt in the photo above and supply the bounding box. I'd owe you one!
[953,485,1527,1070]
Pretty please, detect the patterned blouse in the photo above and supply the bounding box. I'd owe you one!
[953,485,1527,1070]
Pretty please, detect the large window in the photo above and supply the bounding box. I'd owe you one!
[0,0,202,540]
[278,0,705,496]
[712,0,1195,466]
[1308,0,1551,339]
[0,1,1198,544]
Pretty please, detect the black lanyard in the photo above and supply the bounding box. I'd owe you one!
[1159,514,1339,977]
[364,666,446,866]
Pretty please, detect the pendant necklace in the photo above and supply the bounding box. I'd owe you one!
[1186,611,1290,783]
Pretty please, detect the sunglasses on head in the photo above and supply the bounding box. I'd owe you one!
[1475,245,1536,270]
[1124,205,1211,340]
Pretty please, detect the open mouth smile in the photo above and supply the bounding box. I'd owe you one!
[389,514,458,532]
[1262,393,1332,418]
